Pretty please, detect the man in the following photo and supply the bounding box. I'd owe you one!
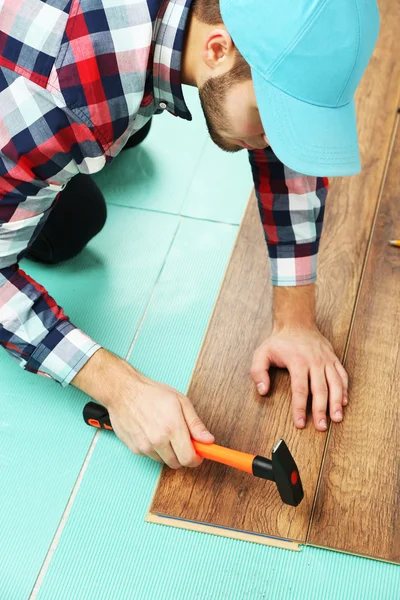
[0,0,379,469]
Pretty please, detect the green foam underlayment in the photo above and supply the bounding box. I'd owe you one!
[1,84,399,599]
[92,86,253,224]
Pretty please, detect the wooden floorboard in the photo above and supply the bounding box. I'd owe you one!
[148,0,400,548]
[308,118,400,563]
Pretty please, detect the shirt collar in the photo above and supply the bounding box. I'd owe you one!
[152,0,193,121]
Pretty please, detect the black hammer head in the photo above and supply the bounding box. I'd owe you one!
[252,439,304,506]
[272,439,304,506]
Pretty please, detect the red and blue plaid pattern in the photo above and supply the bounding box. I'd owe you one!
[249,148,328,285]
[0,0,328,387]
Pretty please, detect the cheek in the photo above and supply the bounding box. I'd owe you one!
[243,121,264,137]
[225,98,263,136]
[234,114,264,138]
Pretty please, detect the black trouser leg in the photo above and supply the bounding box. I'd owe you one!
[122,118,152,150]
[26,120,152,265]
[26,173,107,264]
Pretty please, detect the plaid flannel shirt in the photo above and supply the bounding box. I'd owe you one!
[0,0,328,387]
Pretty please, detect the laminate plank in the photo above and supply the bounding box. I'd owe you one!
[308,120,400,563]
[148,0,400,546]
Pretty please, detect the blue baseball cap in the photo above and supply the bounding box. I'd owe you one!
[220,0,380,177]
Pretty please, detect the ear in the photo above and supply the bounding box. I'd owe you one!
[202,28,235,71]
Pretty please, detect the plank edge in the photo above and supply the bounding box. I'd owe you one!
[145,511,301,551]
[307,542,400,566]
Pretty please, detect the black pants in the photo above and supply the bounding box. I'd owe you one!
[26,119,152,264]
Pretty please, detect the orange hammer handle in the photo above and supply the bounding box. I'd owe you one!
[192,441,255,474]
[84,402,256,474]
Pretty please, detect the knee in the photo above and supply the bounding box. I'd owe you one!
[26,175,108,265]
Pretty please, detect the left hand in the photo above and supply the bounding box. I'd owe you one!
[250,324,349,431]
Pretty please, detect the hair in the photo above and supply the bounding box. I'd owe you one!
[191,0,224,25]
[191,0,252,81]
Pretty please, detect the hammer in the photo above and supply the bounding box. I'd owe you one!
[83,401,304,507]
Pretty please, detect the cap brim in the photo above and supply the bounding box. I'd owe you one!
[252,69,361,177]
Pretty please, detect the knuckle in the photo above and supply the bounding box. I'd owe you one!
[169,461,181,471]
[312,383,328,395]
[314,408,327,418]
[252,347,266,363]
[180,454,196,468]
[177,393,188,407]
[292,354,307,366]
[189,416,204,430]
[138,442,152,455]
[250,365,258,376]
[292,386,308,398]
[163,423,175,438]
[152,423,176,444]
[148,434,164,448]
[313,355,324,369]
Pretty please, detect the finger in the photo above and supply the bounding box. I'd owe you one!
[119,422,163,463]
[154,441,181,470]
[309,365,329,431]
[333,359,349,406]
[250,349,271,395]
[170,418,203,469]
[325,363,344,422]
[288,363,309,428]
[134,440,163,463]
[179,395,214,444]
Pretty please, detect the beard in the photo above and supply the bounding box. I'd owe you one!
[198,71,243,153]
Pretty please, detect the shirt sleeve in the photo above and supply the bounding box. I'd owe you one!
[248,147,328,286]
[0,75,102,387]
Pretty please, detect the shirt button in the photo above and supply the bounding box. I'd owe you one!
[159,101,167,109]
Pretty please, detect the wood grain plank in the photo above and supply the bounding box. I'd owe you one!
[308,119,400,563]
[148,0,400,546]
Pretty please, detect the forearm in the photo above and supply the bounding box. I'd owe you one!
[273,283,316,330]
[71,347,144,408]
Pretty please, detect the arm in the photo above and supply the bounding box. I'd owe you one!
[248,146,327,288]
[247,147,348,431]
[248,145,324,327]
[0,171,101,386]
[0,72,213,470]
[273,284,316,330]
[0,69,107,384]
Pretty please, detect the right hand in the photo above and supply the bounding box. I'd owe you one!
[72,348,215,469]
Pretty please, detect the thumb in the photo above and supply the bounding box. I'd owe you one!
[251,351,271,396]
[180,397,215,444]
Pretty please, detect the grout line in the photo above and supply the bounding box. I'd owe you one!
[29,430,102,599]
[305,114,400,545]
[106,200,241,228]
[180,212,240,228]
[125,216,184,362]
